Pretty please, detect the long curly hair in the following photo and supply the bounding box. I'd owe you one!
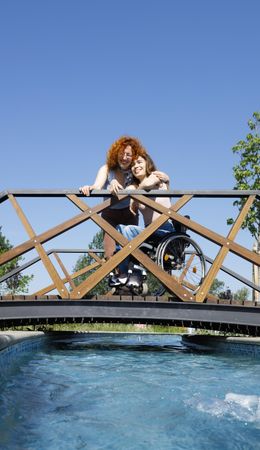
[106,136,147,170]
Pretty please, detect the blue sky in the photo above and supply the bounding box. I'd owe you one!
[0,0,259,294]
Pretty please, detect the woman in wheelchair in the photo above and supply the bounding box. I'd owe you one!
[117,153,174,262]
[109,153,206,295]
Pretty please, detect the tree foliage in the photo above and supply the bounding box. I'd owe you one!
[227,112,260,240]
[73,230,108,295]
[233,287,249,302]
[209,278,249,302]
[209,278,225,295]
[0,227,33,294]
[145,272,165,295]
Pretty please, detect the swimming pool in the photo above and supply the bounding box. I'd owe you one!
[1,333,260,450]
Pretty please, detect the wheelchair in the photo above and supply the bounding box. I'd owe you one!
[108,220,206,296]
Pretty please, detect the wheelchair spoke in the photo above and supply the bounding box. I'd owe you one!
[156,234,206,294]
[111,232,206,298]
[179,253,195,283]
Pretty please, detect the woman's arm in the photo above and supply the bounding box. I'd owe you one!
[80,164,108,196]
[139,171,170,190]
[138,173,161,190]
[125,184,139,215]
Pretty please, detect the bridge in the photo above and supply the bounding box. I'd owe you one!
[0,189,259,335]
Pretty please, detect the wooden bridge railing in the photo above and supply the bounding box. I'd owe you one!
[0,189,259,302]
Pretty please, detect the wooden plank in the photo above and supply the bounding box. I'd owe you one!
[53,252,76,290]
[170,194,193,210]
[195,195,256,302]
[70,216,171,298]
[67,195,195,300]
[131,194,260,265]
[0,197,113,266]
[88,251,104,264]
[33,260,100,296]
[179,253,195,283]
[68,194,197,299]
[8,194,69,299]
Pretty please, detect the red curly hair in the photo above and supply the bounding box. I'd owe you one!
[106,136,147,170]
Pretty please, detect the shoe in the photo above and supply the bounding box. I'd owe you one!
[108,272,128,287]
[130,265,147,280]
[117,274,128,284]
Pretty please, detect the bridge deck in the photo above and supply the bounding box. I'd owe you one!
[1,295,260,336]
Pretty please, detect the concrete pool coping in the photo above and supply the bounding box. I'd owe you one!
[1,331,260,357]
[182,334,260,356]
[0,331,45,351]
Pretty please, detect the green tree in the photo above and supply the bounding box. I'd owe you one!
[73,230,108,296]
[145,272,165,296]
[0,227,33,295]
[209,278,225,296]
[228,112,260,301]
[233,287,249,303]
[228,112,260,238]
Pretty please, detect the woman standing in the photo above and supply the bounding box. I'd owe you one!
[80,136,146,259]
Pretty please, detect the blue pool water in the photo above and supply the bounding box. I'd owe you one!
[1,333,260,450]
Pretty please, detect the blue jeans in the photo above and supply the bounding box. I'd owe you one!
[116,220,175,274]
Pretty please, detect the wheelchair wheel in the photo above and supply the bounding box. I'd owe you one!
[155,233,206,294]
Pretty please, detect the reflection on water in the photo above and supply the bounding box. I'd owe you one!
[1,333,260,450]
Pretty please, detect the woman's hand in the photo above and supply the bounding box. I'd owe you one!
[79,185,93,196]
[152,171,169,184]
[109,179,123,195]
[130,199,139,216]
[79,165,109,196]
